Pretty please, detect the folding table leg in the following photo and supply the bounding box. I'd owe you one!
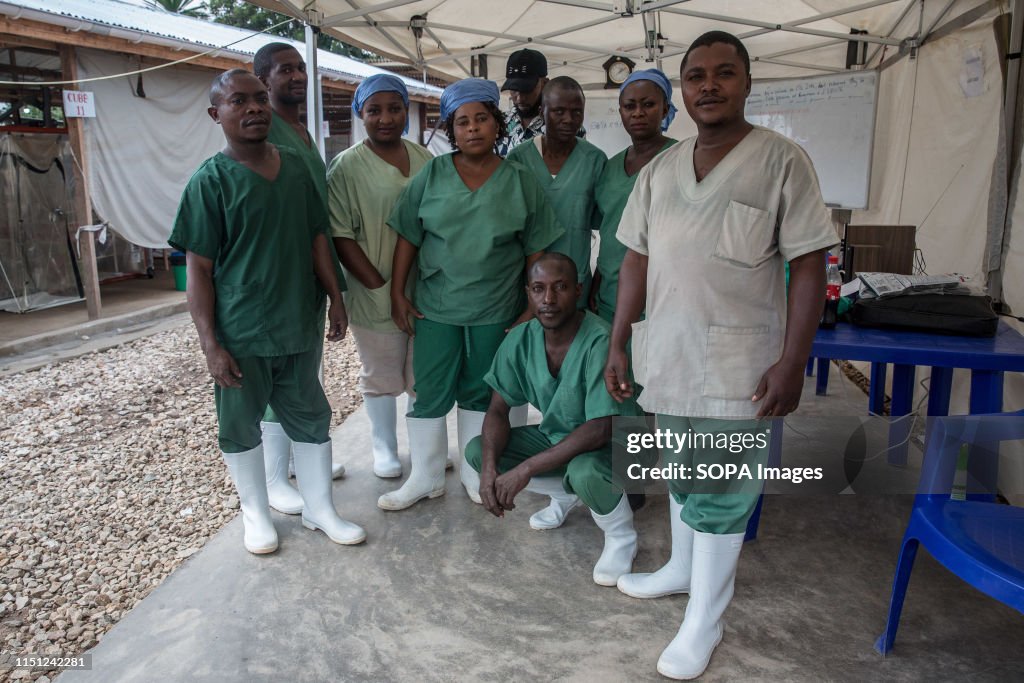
[815,357,830,395]
[967,370,1004,500]
[887,364,915,466]
[744,419,783,543]
[927,367,953,417]
[869,362,887,415]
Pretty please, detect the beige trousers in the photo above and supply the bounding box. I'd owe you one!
[350,324,415,398]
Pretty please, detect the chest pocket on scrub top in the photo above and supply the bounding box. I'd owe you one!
[715,200,774,268]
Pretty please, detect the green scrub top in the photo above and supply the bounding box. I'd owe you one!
[484,311,637,444]
[168,147,326,358]
[506,138,606,284]
[387,153,564,326]
[594,139,676,317]
[328,140,433,331]
[267,112,346,296]
[267,114,327,203]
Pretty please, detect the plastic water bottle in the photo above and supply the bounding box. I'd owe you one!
[820,255,842,329]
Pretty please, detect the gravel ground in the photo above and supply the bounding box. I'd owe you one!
[0,320,361,682]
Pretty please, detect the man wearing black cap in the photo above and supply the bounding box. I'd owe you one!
[498,48,584,157]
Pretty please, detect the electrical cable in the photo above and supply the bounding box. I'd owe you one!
[0,17,295,86]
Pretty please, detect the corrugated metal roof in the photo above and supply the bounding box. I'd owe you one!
[0,0,442,97]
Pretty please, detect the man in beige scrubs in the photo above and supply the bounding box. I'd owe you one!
[605,31,838,680]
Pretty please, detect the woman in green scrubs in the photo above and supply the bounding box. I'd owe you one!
[590,69,679,324]
[380,78,563,511]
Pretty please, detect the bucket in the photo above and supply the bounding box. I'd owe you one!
[169,251,187,292]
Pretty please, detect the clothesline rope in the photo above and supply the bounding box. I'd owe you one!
[0,17,294,87]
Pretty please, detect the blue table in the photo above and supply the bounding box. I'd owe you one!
[808,320,1024,466]
[746,320,1024,540]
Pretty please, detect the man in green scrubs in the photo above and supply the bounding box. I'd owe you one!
[171,69,365,554]
[253,43,345,515]
[466,253,640,586]
[507,77,606,306]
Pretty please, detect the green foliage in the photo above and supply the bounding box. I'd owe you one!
[204,0,373,60]
[144,0,208,18]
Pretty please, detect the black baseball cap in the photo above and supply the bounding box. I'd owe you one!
[501,48,548,92]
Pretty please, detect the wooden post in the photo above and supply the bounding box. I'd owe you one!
[59,44,101,320]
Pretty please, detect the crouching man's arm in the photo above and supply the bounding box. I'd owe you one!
[479,391,513,518]
[491,416,612,514]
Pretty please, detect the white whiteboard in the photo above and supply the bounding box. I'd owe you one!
[745,71,878,209]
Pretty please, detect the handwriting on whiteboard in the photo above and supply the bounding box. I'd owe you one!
[744,71,878,209]
[746,76,875,110]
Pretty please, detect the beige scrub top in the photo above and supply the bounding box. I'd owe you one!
[616,127,838,418]
[328,140,433,331]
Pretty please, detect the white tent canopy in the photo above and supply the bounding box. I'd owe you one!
[251,0,996,85]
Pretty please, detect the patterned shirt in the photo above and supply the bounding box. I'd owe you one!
[498,109,585,158]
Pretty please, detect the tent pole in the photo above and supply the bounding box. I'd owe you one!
[993,0,1024,304]
[1004,0,1023,166]
[305,23,325,159]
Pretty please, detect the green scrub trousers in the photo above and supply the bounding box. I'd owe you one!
[408,318,512,418]
[464,425,622,515]
[658,415,770,535]
[216,347,331,453]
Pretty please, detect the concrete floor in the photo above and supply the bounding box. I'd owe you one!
[58,365,1024,682]
[0,269,184,345]
[0,269,188,376]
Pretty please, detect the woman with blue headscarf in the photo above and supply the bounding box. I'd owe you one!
[380,77,564,512]
[590,69,679,324]
[328,74,433,480]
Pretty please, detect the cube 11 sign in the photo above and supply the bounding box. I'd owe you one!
[62,90,96,118]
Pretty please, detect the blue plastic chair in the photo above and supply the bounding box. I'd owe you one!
[874,410,1024,655]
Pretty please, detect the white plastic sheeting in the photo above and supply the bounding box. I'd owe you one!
[0,135,82,312]
[852,18,1002,284]
[76,48,224,249]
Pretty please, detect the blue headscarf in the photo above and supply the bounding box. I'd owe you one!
[620,69,678,131]
[440,78,500,121]
[352,74,411,134]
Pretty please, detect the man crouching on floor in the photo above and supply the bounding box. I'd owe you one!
[464,252,640,586]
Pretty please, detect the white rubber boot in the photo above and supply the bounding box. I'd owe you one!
[365,395,402,478]
[292,441,366,545]
[617,496,693,598]
[457,408,486,504]
[509,403,528,428]
[222,446,278,554]
[525,476,580,530]
[656,531,744,680]
[590,495,639,586]
[260,421,304,515]
[378,416,448,510]
[289,455,345,479]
